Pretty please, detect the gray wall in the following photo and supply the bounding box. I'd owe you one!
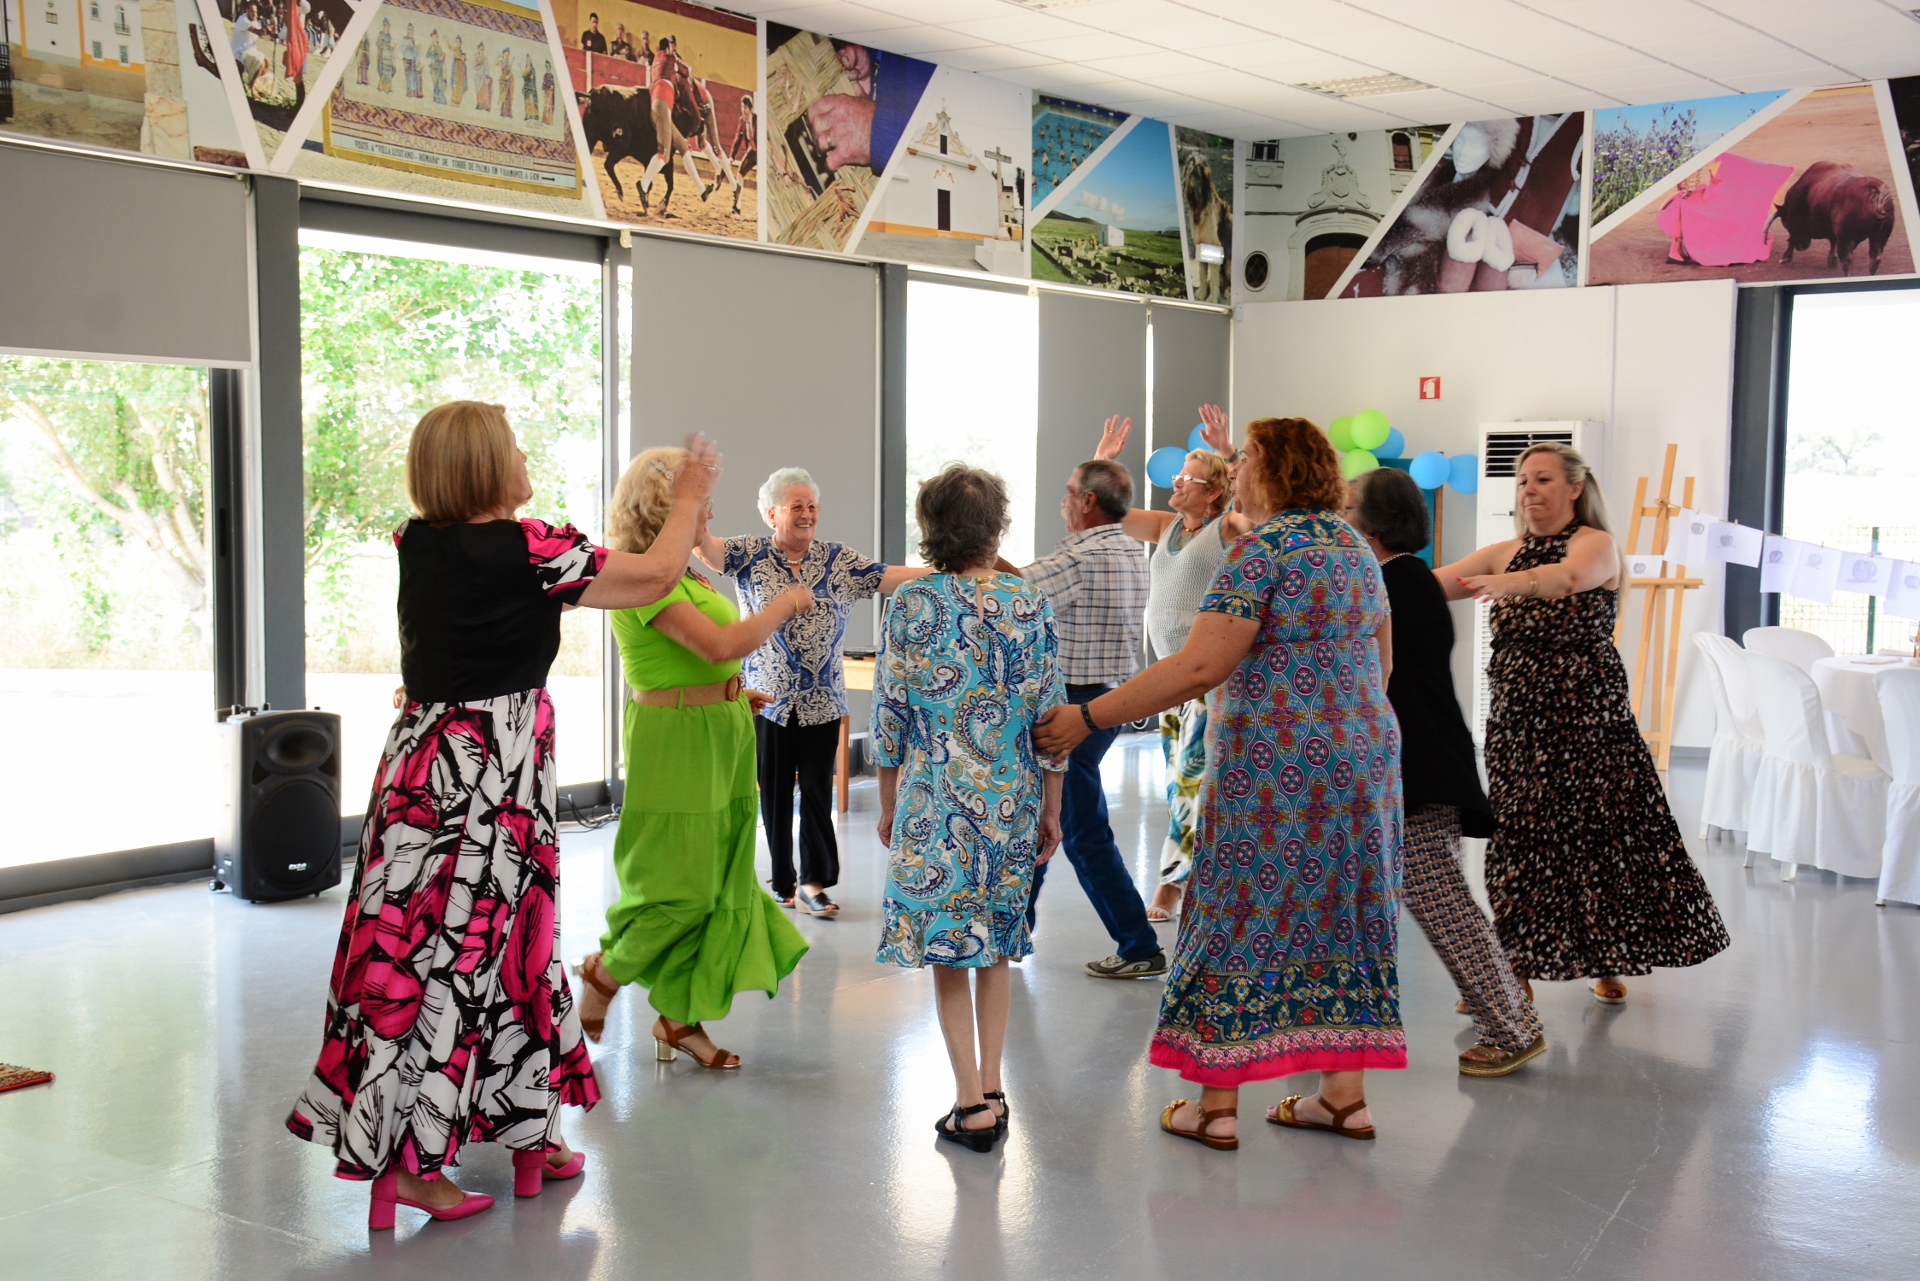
[0,143,253,367]
[1147,303,1232,512]
[630,236,882,659]
[1034,291,1147,558]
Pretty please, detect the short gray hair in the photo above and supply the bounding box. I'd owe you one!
[759,467,818,526]
[1073,459,1132,521]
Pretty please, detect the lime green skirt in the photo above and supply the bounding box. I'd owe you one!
[599,697,808,1024]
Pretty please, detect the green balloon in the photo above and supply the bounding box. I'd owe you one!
[1351,408,1390,451]
[1328,416,1356,452]
[1341,448,1379,479]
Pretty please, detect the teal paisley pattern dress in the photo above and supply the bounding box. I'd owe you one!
[1149,511,1408,1086]
[871,574,1067,968]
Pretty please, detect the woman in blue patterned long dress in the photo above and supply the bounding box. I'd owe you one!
[1036,417,1404,1151]
[872,465,1066,1153]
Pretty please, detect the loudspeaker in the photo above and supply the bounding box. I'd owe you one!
[213,709,344,902]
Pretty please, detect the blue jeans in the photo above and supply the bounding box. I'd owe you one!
[1027,685,1160,961]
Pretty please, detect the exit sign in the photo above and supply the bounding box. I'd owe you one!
[1419,376,1442,400]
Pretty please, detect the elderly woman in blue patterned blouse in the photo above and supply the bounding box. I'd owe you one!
[872,464,1065,1153]
[697,467,928,916]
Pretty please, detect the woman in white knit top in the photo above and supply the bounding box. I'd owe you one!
[1093,404,1251,921]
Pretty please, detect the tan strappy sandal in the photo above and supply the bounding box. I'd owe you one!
[653,1017,741,1069]
[1268,1094,1375,1141]
[571,952,618,1043]
[1160,1100,1238,1151]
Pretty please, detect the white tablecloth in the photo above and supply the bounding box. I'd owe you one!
[1812,656,1911,775]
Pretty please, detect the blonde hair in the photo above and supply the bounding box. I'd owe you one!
[406,400,519,524]
[608,446,687,553]
[1183,449,1230,518]
[1515,442,1626,599]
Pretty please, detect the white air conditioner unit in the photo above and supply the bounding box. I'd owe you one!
[1469,421,1607,743]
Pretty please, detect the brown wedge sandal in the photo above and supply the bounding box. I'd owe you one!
[1590,978,1628,1005]
[1268,1094,1375,1141]
[1159,1100,1238,1151]
[571,952,619,1044]
[653,1017,741,1069]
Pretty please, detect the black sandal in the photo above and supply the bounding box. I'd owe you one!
[984,1091,1009,1132]
[936,1103,1000,1152]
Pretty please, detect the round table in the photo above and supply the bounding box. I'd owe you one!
[1811,656,1911,774]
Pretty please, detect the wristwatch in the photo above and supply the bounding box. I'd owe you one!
[1079,703,1099,733]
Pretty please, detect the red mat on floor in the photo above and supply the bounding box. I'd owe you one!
[0,1064,54,1094]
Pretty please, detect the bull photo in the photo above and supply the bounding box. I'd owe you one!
[1589,83,1914,286]
[557,0,758,236]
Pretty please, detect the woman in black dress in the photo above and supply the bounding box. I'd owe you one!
[1434,443,1728,1004]
[1350,470,1544,1075]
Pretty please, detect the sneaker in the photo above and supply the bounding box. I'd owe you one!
[1085,951,1168,979]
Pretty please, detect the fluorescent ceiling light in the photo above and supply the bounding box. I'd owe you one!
[1294,73,1432,98]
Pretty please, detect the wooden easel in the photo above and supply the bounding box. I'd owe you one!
[1613,443,1702,771]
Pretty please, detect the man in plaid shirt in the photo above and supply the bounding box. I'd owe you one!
[1018,458,1167,979]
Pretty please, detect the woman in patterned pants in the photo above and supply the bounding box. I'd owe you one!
[1351,469,1545,1076]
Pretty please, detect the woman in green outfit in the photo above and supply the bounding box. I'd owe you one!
[575,446,812,1069]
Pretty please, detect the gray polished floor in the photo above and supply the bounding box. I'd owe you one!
[2,741,1917,1281]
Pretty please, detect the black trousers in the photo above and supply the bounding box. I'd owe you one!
[754,714,841,897]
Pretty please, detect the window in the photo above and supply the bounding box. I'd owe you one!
[1391,132,1413,169]
[299,231,608,802]
[904,280,1038,565]
[0,357,213,869]
[1781,288,1920,653]
[118,44,128,63]
[88,0,98,17]
[1251,141,1279,162]
[91,39,101,58]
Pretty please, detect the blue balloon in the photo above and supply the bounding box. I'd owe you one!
[1376,426,1406,460]
[1448,452,1480,495]
[1409,450,1449,489]
[1147,446,1188,489]
[1188,423,1208,452]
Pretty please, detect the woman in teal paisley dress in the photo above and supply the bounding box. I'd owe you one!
[1036,417,1403,1151]
[873,465,1066,1152]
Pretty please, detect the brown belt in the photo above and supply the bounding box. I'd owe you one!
[631,675,743,707]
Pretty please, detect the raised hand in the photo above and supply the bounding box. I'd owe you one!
[1198,403,1232,456]
[1095,413,1132,461]
[674,433,721,503]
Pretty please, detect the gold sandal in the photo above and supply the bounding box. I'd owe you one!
[1159,1100,1238,1151]
[1268,1094,1375,1140]
[653,1017,741,1069]
[1458,1034,1548,1078]
[571,952,618,1043]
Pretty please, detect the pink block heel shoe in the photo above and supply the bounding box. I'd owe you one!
[369,1168,496,1229]
[513,1146,587,1197]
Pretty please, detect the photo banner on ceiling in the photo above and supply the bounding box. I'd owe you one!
[1588,84,1913,286]
[1030,112,1186,299]
[193,0,272,167]
[844,65,1032,278]
[202,0,365,169]
[1588,88,1805,239]
[1321,122,1462,300]
[763,23,934,253]
[270,0,389,171]
[554,0,759,233]
[1029,112,1139,222]
[1877,77,1920,259]
[535,0,605,219]
[1329,115,1587,299]
[1174,125,1234,305]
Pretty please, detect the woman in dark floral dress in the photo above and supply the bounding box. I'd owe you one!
[1037,417,1403,1150]
[1438,442,1728,1004]
[287,402,720,1229]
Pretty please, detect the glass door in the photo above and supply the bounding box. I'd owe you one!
[299,231,609,804]
[0,357,214,868]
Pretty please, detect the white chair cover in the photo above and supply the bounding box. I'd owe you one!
[1743,627,1863,757]
[1743,626,1836,674]
[1874,668,1920,907]
[1744,652,1887,880]
[1694,633,1763,838]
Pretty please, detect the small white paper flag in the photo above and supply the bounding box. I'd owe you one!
[1838,551,1893,596]
[1669,508,1713,567]
[1759,534,1799,592]
[1886,561,1920,618]
[1707,522,1764,567]
[1625,552,1666,579]
[1790,542,1842,604]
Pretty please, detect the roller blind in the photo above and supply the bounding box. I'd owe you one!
[630,237,880,647]
[1148,303,1231,466]
[1035,291,1146,557]
[0,143,253,367]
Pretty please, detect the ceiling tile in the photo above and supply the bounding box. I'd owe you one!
[1081,50,1225,78]
[828,0,1011,22]
[1060,0,1205,35]
[1119,16,1270,50]
[841,26,993,56]
[943,11,1096,44]
[759,4,889,34]
[933,45,1061,73]
[1017,32,1160,62]
[1203,0,1405,42]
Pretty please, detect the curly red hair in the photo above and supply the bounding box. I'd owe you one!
[1243,417,1345,513]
